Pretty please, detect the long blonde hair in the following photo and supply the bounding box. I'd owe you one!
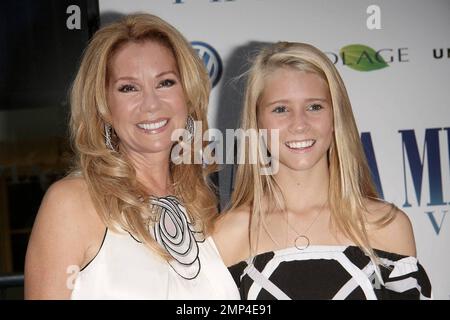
[231,42,394,259]
[69,13,217,259]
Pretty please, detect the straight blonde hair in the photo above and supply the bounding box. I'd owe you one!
[69,13,217,259]
[230,42,395,260]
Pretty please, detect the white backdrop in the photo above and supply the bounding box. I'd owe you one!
[99,0,450,299]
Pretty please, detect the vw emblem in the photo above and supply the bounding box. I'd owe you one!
[191,41,223,88]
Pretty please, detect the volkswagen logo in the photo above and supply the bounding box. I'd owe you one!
[191,41,223,88]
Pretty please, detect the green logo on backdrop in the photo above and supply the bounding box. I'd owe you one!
[340,44,389,71]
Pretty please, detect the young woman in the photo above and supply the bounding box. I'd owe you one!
[25,14,239,299]
[214,42,432,300]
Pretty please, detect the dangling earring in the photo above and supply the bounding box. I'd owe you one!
[185,115,195,142]
[327,140,335,164]
[104,123,115,151]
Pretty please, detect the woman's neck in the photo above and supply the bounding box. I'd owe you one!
[274,158,330,212]
[122,148,173,197]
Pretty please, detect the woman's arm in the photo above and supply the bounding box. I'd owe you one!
[24,178,102,299]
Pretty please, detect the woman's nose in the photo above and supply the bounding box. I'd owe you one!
[288,110,310,134]
[140,87,161,113]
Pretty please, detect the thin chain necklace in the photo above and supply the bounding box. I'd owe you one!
[285,200,328,250]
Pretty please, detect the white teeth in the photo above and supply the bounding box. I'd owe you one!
[137,119,168,131]
[285,140,315,149]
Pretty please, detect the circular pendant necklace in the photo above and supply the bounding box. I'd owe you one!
[286,200,328,251]
[294,235,311,250]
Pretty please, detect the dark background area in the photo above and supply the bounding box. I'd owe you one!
[0,0,100,299]
[0,0,99,110]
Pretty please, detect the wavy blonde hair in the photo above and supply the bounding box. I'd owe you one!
[230,42,395,260]
[69,13,217,259]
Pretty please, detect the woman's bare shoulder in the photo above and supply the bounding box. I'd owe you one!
[215,205,251,230]
[36,176,92,222]
[213,205,251,266]
[47,175,88,196]
[364,198,416,257]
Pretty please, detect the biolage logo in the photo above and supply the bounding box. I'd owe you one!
[191,41,223,88]
[340,44,388,71]
[325,44,409,72]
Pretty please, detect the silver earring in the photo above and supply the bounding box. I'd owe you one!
[105,123,115,151]
[185,115,195,142]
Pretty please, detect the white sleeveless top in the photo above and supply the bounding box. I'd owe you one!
[71,229,239,299]
[71,196,239,300]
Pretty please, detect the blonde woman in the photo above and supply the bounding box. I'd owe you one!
[214,42,432,300]
[24,14,239,299]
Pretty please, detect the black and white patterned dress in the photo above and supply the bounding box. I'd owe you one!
[228,245,432,300]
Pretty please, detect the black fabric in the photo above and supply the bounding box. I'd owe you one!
[228,245,432,300]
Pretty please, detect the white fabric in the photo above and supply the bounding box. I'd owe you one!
[245,264,292,300]
[333,261,374,299]
[71,230,239,300]
[386,256,419,278]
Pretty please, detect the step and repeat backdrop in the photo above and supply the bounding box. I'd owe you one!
[98,0,450,299]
